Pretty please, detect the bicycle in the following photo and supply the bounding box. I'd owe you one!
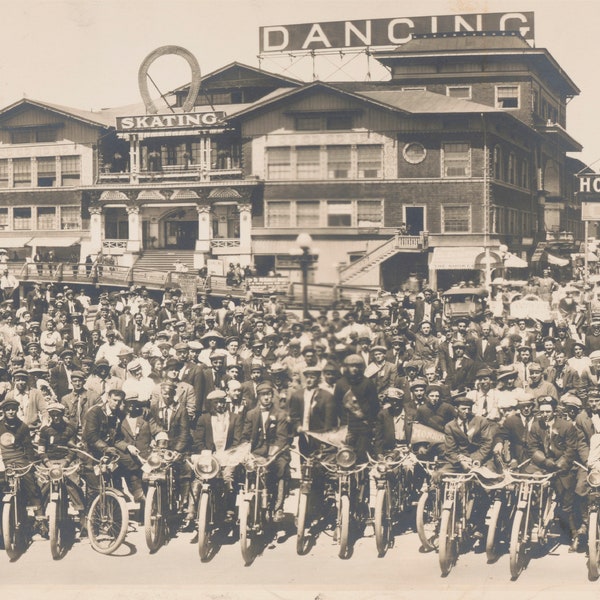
[237,447,289,566]
[508,471,556,580]
[369,447,421,557]
[2,461,37,561]
[320,447,370,560]
[36,460,82,560]
[85,452,129,555]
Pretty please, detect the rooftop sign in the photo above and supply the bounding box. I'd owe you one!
[260,12,534,52]
[117,112,226,131]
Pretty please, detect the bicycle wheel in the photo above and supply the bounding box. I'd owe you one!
[485,498,503,563]
[87,489,128,555]
[588,510,600,581]
[374,487,392,557]
[2,496,22,561]
[509,508,528,580]
[197,491,214,562]
[49,497,67,560]
[239,495,256,566]
[338,494,351,560]
[439,507,458,577]
[416,488,440,551]
[144,485,165,553]
[296,491,310,556]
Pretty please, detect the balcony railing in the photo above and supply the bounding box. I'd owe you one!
[97,164,244,184]
[102,239,128,253]
[210,238,241,255]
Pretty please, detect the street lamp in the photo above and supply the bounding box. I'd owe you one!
[292,232,314,320]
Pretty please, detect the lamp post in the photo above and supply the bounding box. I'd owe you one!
[293,232,314,320]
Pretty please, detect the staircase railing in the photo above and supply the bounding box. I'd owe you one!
[339,232,428,283]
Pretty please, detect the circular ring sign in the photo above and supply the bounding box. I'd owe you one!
[138,45,202,114]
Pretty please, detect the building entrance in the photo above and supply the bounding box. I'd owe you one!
[165,220,198,249]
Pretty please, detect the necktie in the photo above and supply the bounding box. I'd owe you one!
[462,420,468,436]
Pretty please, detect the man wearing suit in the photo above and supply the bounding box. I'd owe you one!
[123,312,149,355]
[366,345,397,397]
[61,370,100,437]
[240,358,267,410]
[198,349,227,417]
[474,323,503,369]
[288,367,337,455]
[223,308,252,339]
[493,395,536,465]
[50,348,77,403]
[242,380,290,522]
[173,343,204,417]
[63,289,84,318]
[374,387,408,455]
[66,313,90,346]
[528,395,580,550]
[445,340,476,391]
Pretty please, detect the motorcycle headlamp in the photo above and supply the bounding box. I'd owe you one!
[376,462,387,474]
[49,465,64,481]
[192,455,220,480]
[588,469,600,488]
[0,432,15,448]
[147,452,162,469]
[335,448,357,469]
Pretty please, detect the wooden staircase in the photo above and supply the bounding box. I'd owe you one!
[133,249,196,273]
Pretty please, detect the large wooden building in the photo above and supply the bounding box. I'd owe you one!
[0,31,586,289]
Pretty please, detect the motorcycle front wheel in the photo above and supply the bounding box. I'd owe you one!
[197,491,215,562]
[509,508,528,580]
[144,485,165,553]
[589,510,600,581]
[374,486,392,557]
[416,488,440,551]
[49,495,68,560]
[438,506,458,577]
[338,494,351,560]
[3,495,24,561]
[296,490,311,556]
[239,495,256,566]
[87,489,128,555]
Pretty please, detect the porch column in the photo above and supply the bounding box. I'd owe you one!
[129,134,139,183]
[237,202,252,266]
[194,203,211,268]
[126,204,141,254]
[89,205,103,254]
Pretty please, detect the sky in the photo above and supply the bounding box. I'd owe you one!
[1,0,600,165]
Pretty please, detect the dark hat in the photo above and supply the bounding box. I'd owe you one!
[225,336,240,346]
[409,377,427,390]
[12,368,28,379]
[70,370,85,380]
[159,381,177,394]
[452,339,467,349]
[60,348,74,358]
[475,367,494,379]
[451,390,473,405]
[426,384,443,395]
[0,398,20,410]
[94,359,110,370]
[528,362,543,373]
[322,362,340,374]
[256,381,275,394]
[164,358,181,370]
[343,354,366,367]
[538,395,557,409]
[370,345,388,354]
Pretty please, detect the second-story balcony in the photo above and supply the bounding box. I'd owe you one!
[98,164,244,185]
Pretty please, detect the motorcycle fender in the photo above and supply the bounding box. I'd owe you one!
[442,499,454,510]
[517,500,528,510]
[236,491,252,507]
[2,493,12,503]
[50,491,59,502]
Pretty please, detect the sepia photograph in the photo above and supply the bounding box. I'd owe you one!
[0,0,600,598]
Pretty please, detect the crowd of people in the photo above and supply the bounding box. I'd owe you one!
[2,269,600,560]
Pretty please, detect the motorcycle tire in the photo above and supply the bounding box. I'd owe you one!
[3,495,23,561]
[338,494,351,560]
[416,488,440,551]
[49,497,68,560]
[87,489,128,555]
[439,507,458,577]
[239,495,256,566]
[589,510,600,581]
[509,508,528,580]
[296,491,310,556]
[197,491,214,562]
[374,486,392,557]
[144,485,165,553]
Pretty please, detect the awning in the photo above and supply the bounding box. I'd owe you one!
[0,237,32,248]
[430,247,494,270]
[546,252,569,267]
[504,253,528,268]
[26,237,81,248]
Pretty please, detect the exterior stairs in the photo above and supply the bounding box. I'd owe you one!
[133,249,196,273]
[339,233,428,285]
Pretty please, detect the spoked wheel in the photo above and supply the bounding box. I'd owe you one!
[239,496,256,566]
[49,497,68,560]
[374,487,392,557]
[296,491,311,556]
[144,485,165,553]
[438,507,458,577]
[486,498,503,563]
[87,489,128,555]
[589,510,600,581]
[197,491,215,562]
[416,488,440,551]
[338,494,351,560]
[509,508,528,580]
[3,496,24,561]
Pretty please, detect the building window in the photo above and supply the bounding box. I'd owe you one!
[327,201,352,227]
[357,200,383,227]
[401,86,426,91]
[266,147,291,180]
[295,116,322,131]
[0,208,8,230]
[403,142,426,165]
[296,201,320,227]
[442,142,470,178]
[520,158,529,189]
[357,145,382,178]
[496,85,519,109]
[12,158,31,187]
[61,206,81,230]
[442,205,471,233]
[327,146,351,179]
[0,160,8,188]
[266,201,291,227]
[37,157,56,187]
[446,86,471,99]
[60,155,80,186]
[493,145,503,180]
[36,129,57,143]
[296,146,320,179]
[11,130,31,144]
[37,206,57,230]
[13,207,32,230]
[507,152,516,185]
[326,115,352,130]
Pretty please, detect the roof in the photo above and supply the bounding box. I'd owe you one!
[0,98,114,129]
[355,89,499,115]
